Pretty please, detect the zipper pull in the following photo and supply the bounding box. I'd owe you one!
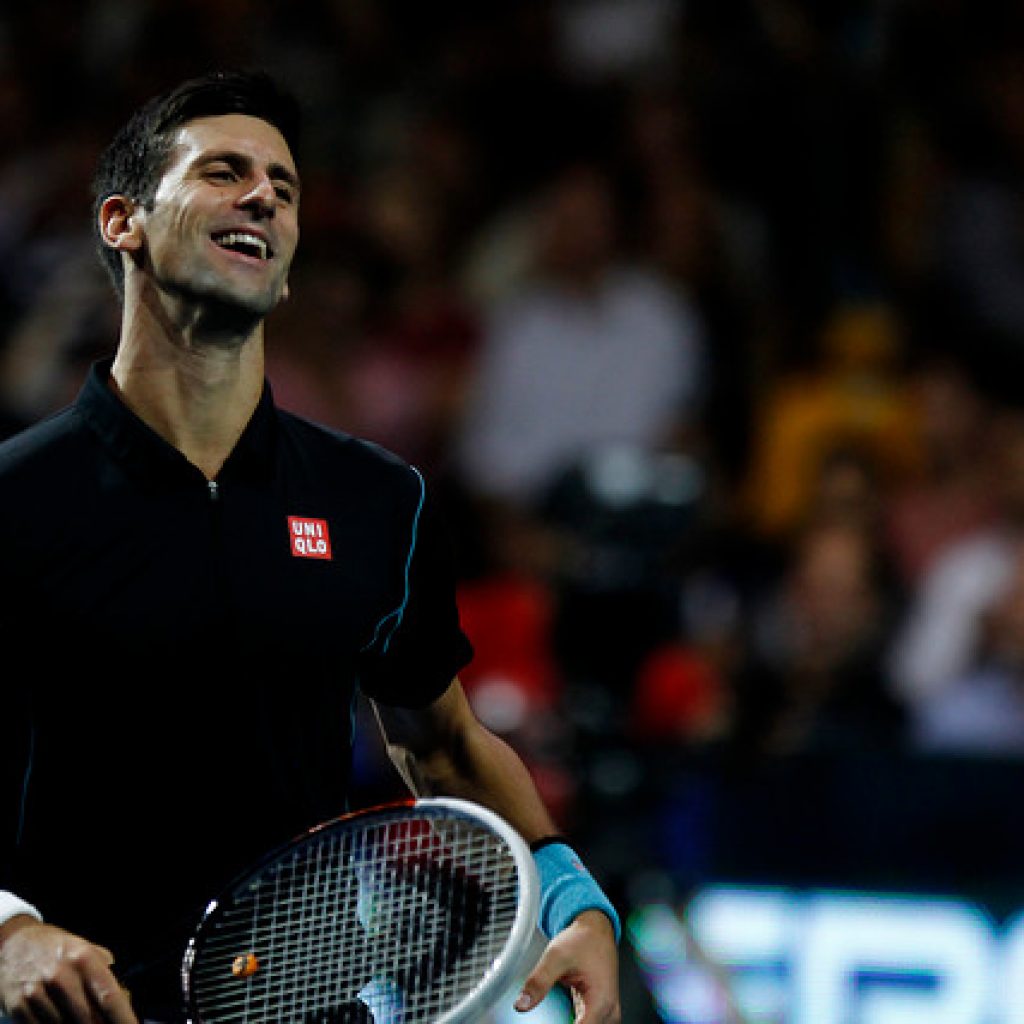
[208,480,220,501]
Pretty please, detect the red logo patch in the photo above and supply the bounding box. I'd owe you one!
[287,516,332,560]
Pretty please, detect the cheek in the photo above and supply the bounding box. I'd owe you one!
[280,218,300,261]
[164,205,214,255]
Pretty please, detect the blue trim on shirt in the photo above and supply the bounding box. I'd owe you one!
[361,466,426,654]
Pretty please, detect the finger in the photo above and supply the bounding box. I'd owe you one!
[514,944,566,1013]
[86,975,137,1024]
[92,947,116,970]
[567,980,620,1024]
[48,951,124,1024]
[77,955,136,1024]
[49,974,101,1024]
[12,980,63,1024]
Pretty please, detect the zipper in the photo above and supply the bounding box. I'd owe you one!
[206,477,232,636]
[207,478,222,549]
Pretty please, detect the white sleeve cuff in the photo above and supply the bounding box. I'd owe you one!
[0,891,42,927]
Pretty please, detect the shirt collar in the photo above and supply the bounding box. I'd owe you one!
[75,357,279,489]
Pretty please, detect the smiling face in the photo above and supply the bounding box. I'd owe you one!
[134,113,300,330]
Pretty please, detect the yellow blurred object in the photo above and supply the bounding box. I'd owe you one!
[743,303,925,537]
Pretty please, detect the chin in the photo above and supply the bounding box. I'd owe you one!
[193,292,278,340]
[198,275,286,323]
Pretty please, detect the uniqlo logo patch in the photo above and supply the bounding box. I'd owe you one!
[288,516,332,560]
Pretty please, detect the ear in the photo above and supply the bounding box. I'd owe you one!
[98,195,144,253]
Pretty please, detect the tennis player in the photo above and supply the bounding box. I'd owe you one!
[0,70,619,1024]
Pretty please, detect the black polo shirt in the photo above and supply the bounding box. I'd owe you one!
[0,359,473,1011]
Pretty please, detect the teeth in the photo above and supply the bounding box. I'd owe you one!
[214,232,269,259]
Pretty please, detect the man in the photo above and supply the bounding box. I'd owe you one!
[0,71,619,1024]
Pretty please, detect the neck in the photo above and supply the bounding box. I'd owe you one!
[111,290,266,479]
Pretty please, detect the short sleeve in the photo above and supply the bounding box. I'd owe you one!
[356,474,474,706]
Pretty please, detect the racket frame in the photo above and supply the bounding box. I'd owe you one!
[180,797,542,1024]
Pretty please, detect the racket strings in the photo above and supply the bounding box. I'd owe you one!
[188,812,521,1024]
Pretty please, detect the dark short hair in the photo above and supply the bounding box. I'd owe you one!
[91,69,302,296]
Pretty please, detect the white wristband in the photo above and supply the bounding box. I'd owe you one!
[0,891,42,928]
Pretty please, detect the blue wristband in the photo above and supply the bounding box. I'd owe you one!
[532,840,621,943]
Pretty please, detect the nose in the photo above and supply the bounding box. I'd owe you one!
[238,174,277,217]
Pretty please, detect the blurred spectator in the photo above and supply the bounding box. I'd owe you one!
[455,158,710,732]
[881,3,1024,398]
[338,162,481,475]
[677,1,893,349]
[912,539,1024,757]
[540,445,711,721]
[615,77,774,490]
[888,409,1024,708]
[802,443,885,537]
[454,160,707,578]
[0,114,113,435]
[881,356,999,588]
[0,248,115,435]
[732,518,906,756]
[740,300,924,542]
[926,34,1024,394]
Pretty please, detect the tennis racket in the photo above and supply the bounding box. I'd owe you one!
[179,797,544,1024]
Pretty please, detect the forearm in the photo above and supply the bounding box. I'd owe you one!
[375,685,558,843]
[374,681,621,1021]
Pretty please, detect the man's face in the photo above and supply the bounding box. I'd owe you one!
[137,113,300,324]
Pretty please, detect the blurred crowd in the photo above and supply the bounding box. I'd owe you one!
[7,0,1024,818]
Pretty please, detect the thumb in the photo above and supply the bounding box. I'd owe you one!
[514,942,562,1013]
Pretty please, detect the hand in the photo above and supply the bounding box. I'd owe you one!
[515,910,621,1024]
[0,917,137,1024]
